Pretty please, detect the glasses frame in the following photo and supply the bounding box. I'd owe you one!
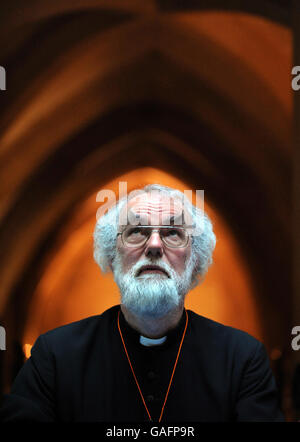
[117,225,191,249]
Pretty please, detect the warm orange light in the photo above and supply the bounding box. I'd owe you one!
[23,343,32,359]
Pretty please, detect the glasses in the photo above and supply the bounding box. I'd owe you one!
[117,225,190,248]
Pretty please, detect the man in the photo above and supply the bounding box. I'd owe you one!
[0,184,284,421]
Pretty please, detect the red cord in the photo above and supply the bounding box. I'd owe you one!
[117,309,188,422]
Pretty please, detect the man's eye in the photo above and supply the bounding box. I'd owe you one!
[166,229,179,236]
[127,228,147,236]
[128,228,141,235]
[131,228,139,234]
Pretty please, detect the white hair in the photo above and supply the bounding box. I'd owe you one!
[112,254,193,318]
[93,184,216,285]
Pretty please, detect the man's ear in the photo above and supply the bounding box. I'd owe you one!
[108,257,114,272]
[190,258,204,288]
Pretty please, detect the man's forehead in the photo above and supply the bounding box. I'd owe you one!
[120,192,192,226]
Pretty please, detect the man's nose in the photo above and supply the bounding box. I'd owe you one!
[144,231,163,258]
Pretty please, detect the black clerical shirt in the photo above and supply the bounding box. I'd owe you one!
[0,305,284,422]
[117,305,188,421]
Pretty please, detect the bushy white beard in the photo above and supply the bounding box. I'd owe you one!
[112,254,195,319]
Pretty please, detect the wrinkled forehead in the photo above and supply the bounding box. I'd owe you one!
[119,191,193,226]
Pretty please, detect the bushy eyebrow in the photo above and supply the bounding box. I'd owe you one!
[168,213,185,225]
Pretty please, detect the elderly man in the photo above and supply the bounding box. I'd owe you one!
[0,184,283,422]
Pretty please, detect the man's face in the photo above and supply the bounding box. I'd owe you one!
[112,192,195,318]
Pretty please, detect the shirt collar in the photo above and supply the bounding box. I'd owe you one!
[118,306,187,349]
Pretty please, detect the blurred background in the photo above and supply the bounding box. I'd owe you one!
[0,0,298,420]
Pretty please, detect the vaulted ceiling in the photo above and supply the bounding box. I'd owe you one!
[0,1,292,356]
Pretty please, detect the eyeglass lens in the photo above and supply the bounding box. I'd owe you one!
[122,226,188,247]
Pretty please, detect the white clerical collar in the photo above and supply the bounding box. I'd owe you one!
[139,335,167,347]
